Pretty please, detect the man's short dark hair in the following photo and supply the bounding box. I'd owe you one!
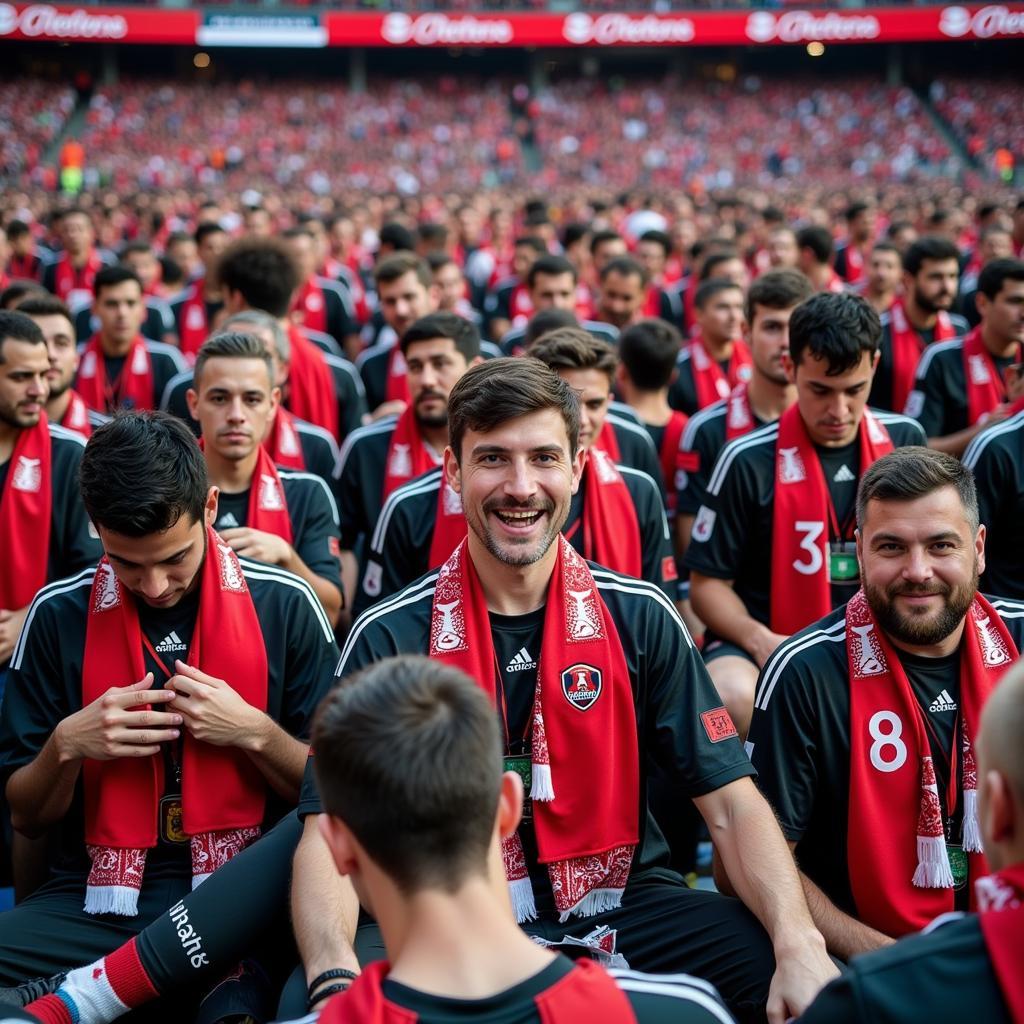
[788,292,881,375]
[119,241,154,260]
[638,229,671,256]
[524,308,576,347]
[416,222,448,249]
[561,222,589,250]
[374,252,431,290]
[796,225,834,266]
[194,222,226,246]
[694,277,743,312]
[513,235,547,258]
[0,309,45,362]
[379,221,417,254]
[871,241,902,262]
[313,656,502,894]
[903,236,961,277]
[6,220,31,242]
[600,256,647,287]
[528,327,618,385]
[0,281,45,311]
[448,358,580,462]
[81,412,209,537]
[217,238,301,319]
[618,319,681,391]
[527,254,577,289]
[845,201,871,222]
[426,251,457,274]
[977,258,1024,301]
[400,312,480,363]
[193,331,274,389]
[589,229,623,257]
[15,294,73,322]
[698,247,741,283]
[745,269,813,324]
[856,447,978,533]
[93,265,143,299]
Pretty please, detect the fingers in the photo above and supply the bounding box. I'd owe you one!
[110,727,181,747]
[122,708,183,729]
[218,527,244,541]
[129,672,156,691]
[172,660,209,682]
[116,688,177,707]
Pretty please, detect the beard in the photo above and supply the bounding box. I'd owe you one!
[0,399,42,430]
[915,290,954,315]
[413,392,448,430]
[468,496,563,568]
[865,562,978,648]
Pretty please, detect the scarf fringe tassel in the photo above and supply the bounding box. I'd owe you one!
[963,790,984,854]
[509,877,538,924]
[913,834,955,889]
[84,885,141,917]
[531,763,555,802]
[558,886,626,924]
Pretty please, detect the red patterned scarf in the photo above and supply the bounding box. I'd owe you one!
[53,249,103,305]
[60,391,92,438]
[385,345,411,405]
[242,446,294,545]
[382,407,442,500]
[431,537,638,923]
[977,865,1024,1023]
[319,959,636,1024]
[889,300,956,414]
[591,419,621,463]
[846,591,1017,936]
[82,528,268,915]
[770,406,893,635]
[961,327,1023,427]
[582,449,642,579]
[178,282,210,362]
[292,277,327,335]
[724,381,757,440]
[0,415,52,610]
[689,336,752,412]
[286,326,340,440]
[77,335,155,413]
[263,408,305,471]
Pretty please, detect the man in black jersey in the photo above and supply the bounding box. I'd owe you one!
[963,406,1024,600]
[799,659,1024,1024]
[686,292,925,738]
[594,257,647,334]
[169,223,227,357]
[676,270,811,559]
[748,448,1024,961]
[296,358,837,1024]
[0,311,100,669]
[861,242,901,316]
[0,412,337,1013]
[868,236,967,414]
[905,258,1024,455]
[186,332,343,625]
[278,656,735,1024]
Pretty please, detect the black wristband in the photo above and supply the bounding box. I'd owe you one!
[308,968,359,1000]
[307,982,352,1011]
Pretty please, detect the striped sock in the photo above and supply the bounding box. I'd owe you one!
[24,939,159,1024]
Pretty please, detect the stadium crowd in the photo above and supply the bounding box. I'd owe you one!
[0,168,1022,1024]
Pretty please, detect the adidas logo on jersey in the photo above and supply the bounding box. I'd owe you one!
[929,689,957,713]
[218,513,240,528]
[506,647,537,673]
[833,465,856,483]
[155,631,188,654]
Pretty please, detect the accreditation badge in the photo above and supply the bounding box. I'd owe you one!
[829,541,859,582]
[946,843,969,890]
[160,796,187,844]
[504,753,533,822]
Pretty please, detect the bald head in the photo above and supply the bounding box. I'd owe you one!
[978,661,1024,869]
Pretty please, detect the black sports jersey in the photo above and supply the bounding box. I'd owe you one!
[354,462,675,615]
[667,348,748,418]
[213,469,342,591]
[355,336,400,413]
[306,276,358,348]
[964,409,1024,600]
[0,422,101,607]
[72,298,177,347]
[498,319,619,357]
[283,957,732,1024]
[798,912,1011,1024]
[0,558,339,885]
[684,412,926,632]
[905,337,1017,437]
[303,561,753,915]
[169,285,223,343]
[675,399,770,518]
[74,338,188,414]
[603,413,666,495]
[869,311,969,413]
[747,598,1024,918]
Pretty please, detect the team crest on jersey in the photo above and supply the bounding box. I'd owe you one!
[691,505,717,543]
[850,622,887,677]
[777,445,806,484]
[217,543,245,592]
[11,456,41,493]
[94,563,122,612]
[904,390,924,419]
[701,707,738,743]
[388,443,412,478]
[362,560,382,597]
[561,664,602,711]
[257,474,286,512]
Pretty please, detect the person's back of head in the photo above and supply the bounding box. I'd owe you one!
[524,308,577,348]
[618,318,681,392]
[217,237,301,320]
[80,411,209,537]
[796,225,834,268]
[788,291,881,374]
[528,327,617,385]
[313,656,502,894]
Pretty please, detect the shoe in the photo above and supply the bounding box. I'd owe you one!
[0,971,66,1006]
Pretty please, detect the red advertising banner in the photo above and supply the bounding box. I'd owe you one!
[0,3,1022,47]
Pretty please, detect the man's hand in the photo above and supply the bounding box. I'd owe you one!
[54,673,181,762]
[766,935,839,1024]
[168,661,268,750]
[0,606,29,664]
[749,626,789,669]
[370,399,407,421]
[219,527,292,567]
